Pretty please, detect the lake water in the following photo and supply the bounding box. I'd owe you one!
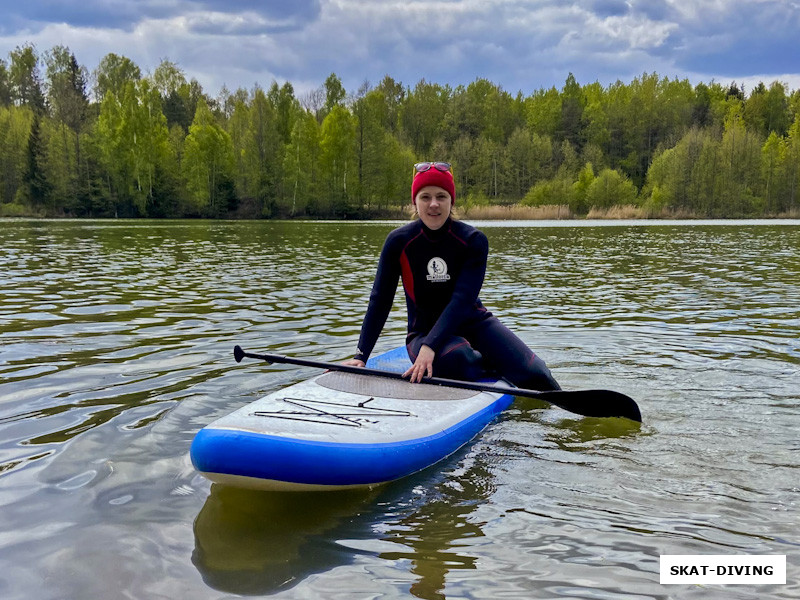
[1,219,798,599]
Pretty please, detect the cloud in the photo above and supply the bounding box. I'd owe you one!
[589,0,631,18]
[0,0,797,98]
[663,1,800,77]
[0,1,321,33]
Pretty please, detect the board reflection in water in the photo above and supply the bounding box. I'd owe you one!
[192,484,377,595]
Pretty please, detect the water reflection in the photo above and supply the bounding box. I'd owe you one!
[369,412,644,599]
[376,461,495,600]
[192,448,500,599]
[193,485,378,595]
[542,415,643,449]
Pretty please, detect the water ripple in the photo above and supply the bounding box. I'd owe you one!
[1,219,798,599]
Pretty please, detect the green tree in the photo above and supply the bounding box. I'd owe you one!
[228,94,250,199]
[0,105,34,204]
[556,139,580,179]
[352,84,384,208]
[44,45,89,132]
[744,81,790,138]
[283,110,321,215]
[152,59,187,99]
[692,82,713,127]
[40,116,73,210]
[644,127,720,215]
[379,135,415,208]
[183,98,235,216]
[400,79,449,155]
[604,79,632,170]
[718,106,762,215]
[445,79,517,145]
[784,115,800,211]
[235,86,283,215]
[0,59,12,106]
[525,86,560,138]
[504,127,537,199]
[9,44,46,113]
[375,75,404,133]
[130,80,172,214]
[319,105,356,215]
[685,129,720,215]
[94,53,141,100]
[761,132,785,213]
[581,142,605,171]
[530,132,556,183]
[559,73,584,147]
[572,162,595,214]
[449,134,473,195]
[643,141,680,211]
[521,175,575,208]
[623,75,665,182]
[582,81,610,151]
[353,83,415,210]
[764,81,790,136]
[708,83,741,132]
[269,81,299,145]
[321,72,346,120]
[96,88,128,211]
[95,80,172,215]
[585,168,637,209]
[43,45,90,209]
[152,59,191,134]
[466,135,502,198]
[19,112,51,208]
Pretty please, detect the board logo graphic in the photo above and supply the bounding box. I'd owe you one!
[426,257,450,282]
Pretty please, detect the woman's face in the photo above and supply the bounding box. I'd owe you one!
[414,185,452,230]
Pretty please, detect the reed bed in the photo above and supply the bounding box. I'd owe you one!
[461,204,573,220]
[585,204,648,219]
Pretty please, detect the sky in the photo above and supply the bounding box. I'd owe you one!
[1,0,799,100]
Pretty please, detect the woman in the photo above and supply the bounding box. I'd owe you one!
[344,161,560,391]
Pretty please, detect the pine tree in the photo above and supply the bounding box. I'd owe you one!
[20,112,51,208]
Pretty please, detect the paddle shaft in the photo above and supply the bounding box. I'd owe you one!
[233,346,642,422]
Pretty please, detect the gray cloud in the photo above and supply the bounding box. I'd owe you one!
[0,0,797,96]
[663,1,800,77]
[589,0,630,18]
[0,0,321,33]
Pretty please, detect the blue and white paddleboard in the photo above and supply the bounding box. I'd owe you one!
[190,347,514,492]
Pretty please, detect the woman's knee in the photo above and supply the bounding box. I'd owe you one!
[435,340,485,381]
[521,355,561,391]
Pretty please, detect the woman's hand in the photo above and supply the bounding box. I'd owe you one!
[403,345,435,383]
[341,359,365,367]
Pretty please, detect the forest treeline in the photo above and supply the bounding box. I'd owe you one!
[1,43,800,219]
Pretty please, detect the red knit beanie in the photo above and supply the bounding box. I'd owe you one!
[412,167,456,205]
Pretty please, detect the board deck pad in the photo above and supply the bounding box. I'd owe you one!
[315,371,478,400]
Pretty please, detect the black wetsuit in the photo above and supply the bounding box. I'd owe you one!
[353,218,560,391]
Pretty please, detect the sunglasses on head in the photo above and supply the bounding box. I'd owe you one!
[414,162,452,173]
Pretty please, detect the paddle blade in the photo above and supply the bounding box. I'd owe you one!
[233,345,245,363]
[534,389,642,422]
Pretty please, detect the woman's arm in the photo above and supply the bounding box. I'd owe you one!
[350,234,402,363]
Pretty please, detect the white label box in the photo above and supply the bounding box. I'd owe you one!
[660,555,786,585]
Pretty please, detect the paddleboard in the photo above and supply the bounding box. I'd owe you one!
[190,346,514,491]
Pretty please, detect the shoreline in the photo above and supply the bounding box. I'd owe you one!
[3,203,800,221]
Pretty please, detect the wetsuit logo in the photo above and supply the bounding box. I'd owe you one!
[426,257,450,282]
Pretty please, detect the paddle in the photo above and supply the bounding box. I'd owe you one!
[233,346,642,423]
